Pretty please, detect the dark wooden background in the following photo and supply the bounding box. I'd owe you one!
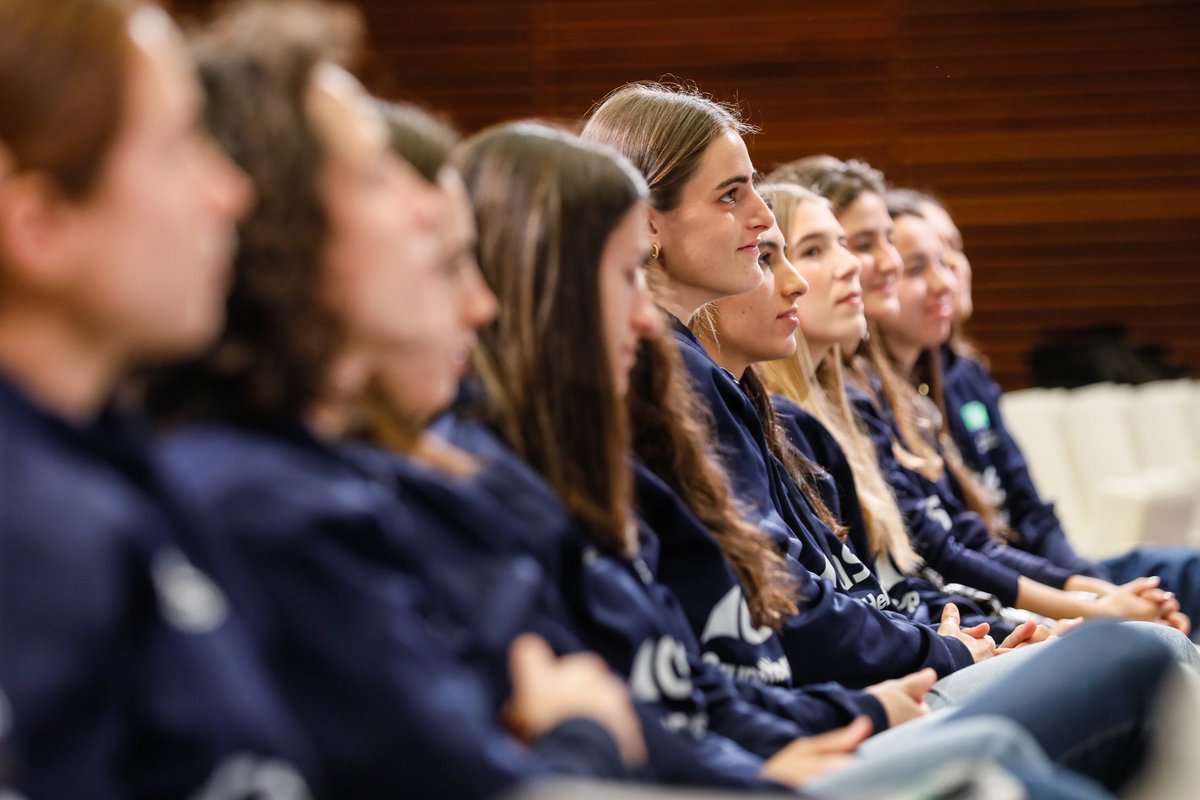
[175,0,1200,389]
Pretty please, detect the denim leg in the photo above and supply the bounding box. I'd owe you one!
[926,621,1196,716]
[942,620,1175,790]
[1117,621,1200,670]
[925,636,1052,711]
[1102,546,1200,641]
[809,716,1111,800]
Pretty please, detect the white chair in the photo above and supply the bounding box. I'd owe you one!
[1129,380,1200,539]
[1061,383,1196,555]
[998,387,1091,548]
[1130,380,1200,471]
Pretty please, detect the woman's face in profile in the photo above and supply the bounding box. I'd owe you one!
[49,8,252,362]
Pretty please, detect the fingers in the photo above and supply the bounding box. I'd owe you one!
[999,619,1036,649]
[812,716,873,753]
[1028,623,1053,645]
[1050,617,1085,637]
[896,668,938,699]
[1168,611,1192,636]
[1157,594,1181,616]
[937,603,961,635]
[1121,576,1160,594]
[959,621,991,639]
[508,633,555,690]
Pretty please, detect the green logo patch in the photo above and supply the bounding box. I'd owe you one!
[960,400,991,433]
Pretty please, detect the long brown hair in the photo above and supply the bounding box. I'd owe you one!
[581,86,799,623]
[689,307,850,542]
[144,0,360,425]
[883,196,1011,539]
[628,333,800,628]
[461,123,647,556]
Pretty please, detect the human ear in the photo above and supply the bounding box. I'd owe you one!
[0,173,88,291]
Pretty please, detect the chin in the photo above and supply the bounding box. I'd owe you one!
[772,343,798,361]
[864,300,900,323]
[140,317,223,363]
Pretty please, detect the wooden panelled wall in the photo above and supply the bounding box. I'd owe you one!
[177,0,1200,389]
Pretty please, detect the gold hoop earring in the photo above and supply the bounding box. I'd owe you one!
[650,243,661,260]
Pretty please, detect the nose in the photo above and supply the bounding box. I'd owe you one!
[928,259,957,298]
[462,261,498,329]
[835,246,862,281]
[779,258,808,299]
[204,137,254,222]
[877,240,902,279]
[746,189,773,233]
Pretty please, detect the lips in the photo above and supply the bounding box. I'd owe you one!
[927,300,953,320]
[837,291,862,307]
[869,276,897,296]
[777,308,800,327]
[449,343,473,375]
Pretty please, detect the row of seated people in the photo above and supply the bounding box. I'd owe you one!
[2,0,1200,798]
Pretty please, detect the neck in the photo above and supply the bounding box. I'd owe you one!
[702,337,750,381]
[655,276,719,325]
[305,348,371,440]
[0,306,124,420]
[808,338,832,369]
[886,339,921,377]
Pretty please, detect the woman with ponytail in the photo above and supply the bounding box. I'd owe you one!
[435,120,1190,800]
[582,83,1002,690]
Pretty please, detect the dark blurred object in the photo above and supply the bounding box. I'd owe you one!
[1029,325,1192,389]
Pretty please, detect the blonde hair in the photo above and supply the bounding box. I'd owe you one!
[757,184,922,573]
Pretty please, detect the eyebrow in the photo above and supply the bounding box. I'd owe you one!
[714,174,752,191]
[759,239,780,252]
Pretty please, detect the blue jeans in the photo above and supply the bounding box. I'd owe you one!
[812,715,1110,799]
[1102,546,1200,641]
[940,619,1176,791]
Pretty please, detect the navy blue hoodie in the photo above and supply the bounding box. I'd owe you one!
[941,346,1101,581]
[848,377,1074,610]
[157,420,628,800]
[630,460,888,735]
[670,321,973,688]
[0,376,316,800]
[772,395,999,630]
[432,416,893,782]
[342,430,782,790]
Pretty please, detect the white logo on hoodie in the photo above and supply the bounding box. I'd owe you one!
[700,585,774,646]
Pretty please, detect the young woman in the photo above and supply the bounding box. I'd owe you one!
[581,83,1020,693]
[882,190,1190,630]
[723,185,1010,641]
[146,4,644,797]
[767,155,1190,635]
[915,189,1200,639]
[0,1,317,796]
[434,118,1200,799]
